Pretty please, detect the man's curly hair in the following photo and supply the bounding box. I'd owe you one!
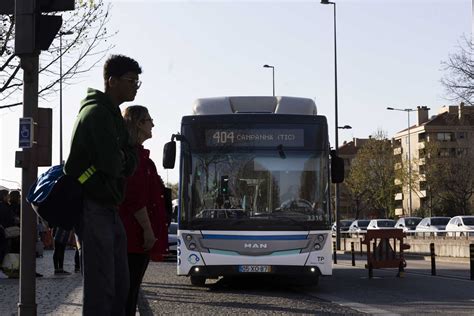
[103,54,142,80]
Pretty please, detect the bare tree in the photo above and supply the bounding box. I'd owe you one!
[0,0,115,109]
[441,35,474,106]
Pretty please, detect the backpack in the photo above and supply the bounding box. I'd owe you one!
[26,165,86,231]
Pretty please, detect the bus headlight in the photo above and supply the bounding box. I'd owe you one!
[314,243,321,250]
[189,243,197,250]
[186,234,193,241]
[317,234,325,242]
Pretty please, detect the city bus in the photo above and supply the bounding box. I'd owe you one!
[163,96,344,286]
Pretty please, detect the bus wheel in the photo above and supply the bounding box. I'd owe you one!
[190,276,206,286]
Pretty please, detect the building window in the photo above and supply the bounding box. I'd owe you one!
[437,132,453,142]
[457,132,467,139]
[419,180,427,191]
[438,148,453,157]
[419,165,426,175]
[457,148,468,157]
[418,133,426,142]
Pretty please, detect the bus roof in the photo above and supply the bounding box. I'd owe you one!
[192,96,317,116]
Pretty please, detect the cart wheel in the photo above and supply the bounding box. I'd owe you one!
[190,276,206,286]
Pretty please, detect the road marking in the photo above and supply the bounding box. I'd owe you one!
[314,293,401,316]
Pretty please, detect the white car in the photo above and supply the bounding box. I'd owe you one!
[331,219,353,236]
[367,219,396,230]
[445,216,474,237]
[394,217,422,232]
[348,219,370,235]
[415,217,451,236]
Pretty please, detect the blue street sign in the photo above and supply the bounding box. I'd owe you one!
[19,117,34,148]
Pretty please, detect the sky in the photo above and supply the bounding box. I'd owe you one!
[0,0,472,189]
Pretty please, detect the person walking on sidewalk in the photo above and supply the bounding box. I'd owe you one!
[64,54,142,316]
[52,227,71,275]
[120,106,168,316]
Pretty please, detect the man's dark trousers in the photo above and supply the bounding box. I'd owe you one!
[81,198,129,316]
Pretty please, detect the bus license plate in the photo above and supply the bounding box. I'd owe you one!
[238,265,272,273]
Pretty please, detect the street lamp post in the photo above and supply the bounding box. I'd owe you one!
[263,64,275,97]
[59,30,73,165]
[321,0,341,249]
[386,106,416,216]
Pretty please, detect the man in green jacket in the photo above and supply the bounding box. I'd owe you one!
[65,55,141,316]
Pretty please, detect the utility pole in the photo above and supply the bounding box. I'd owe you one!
[18,53,40,316]
[1,1,75,314]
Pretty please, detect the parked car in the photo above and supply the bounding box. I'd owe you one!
[394,217,422,232]
[331,219,353,236]
[348,219,370,235]
[415,217,451,236]
[445,216,474,237]
[367,219,396,230]
[168,222,178,256]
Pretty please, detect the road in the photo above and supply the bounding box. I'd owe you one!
[139,255,474,315]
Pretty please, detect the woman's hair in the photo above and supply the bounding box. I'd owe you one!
[123,105,149,146]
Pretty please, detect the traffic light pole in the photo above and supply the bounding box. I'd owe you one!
[18,55,39,316]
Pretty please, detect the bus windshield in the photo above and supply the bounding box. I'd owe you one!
[181,150,330,230]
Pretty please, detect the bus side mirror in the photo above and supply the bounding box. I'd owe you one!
[163,141,176,169]
[330,150,344,183]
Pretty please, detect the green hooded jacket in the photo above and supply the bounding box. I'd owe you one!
[64,88,138,206]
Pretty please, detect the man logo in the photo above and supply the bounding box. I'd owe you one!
[244,243,268,249]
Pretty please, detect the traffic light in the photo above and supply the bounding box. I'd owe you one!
[10,0,75,55]
[220,176,229,195]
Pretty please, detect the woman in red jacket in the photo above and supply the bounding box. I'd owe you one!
[120,105,168,316]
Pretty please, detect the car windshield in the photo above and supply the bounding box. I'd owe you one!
[340,220,352,227]
[431,218,450,225]
[406,218,421,227]
[462,217,474,225]
[357,220,370,228]
[378,220,395,227]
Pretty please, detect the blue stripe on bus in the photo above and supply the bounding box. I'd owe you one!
[208,249,301,256]
[202,234,307,240]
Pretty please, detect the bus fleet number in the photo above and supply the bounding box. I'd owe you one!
[213,131,234,144]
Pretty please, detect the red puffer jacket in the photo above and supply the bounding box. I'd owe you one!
[119,145,168,261]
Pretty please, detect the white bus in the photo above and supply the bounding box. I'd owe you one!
[163,96,344,286]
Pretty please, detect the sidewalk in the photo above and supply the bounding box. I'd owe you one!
[0,249,83,315]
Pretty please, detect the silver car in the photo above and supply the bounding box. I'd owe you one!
[415,217,451,236]
[445,216,474,237]
[367,219,396,230]
[348,219,370,235]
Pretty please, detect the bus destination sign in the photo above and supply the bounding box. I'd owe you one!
[206,129,304,147]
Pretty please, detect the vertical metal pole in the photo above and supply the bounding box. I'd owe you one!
[333,241,337,264]
[330,1,341,252]
[430,242,436,276]
[18,54,39,316]
[470,244,474,280]
[351,242,355,266]
[407,110,412,217]
[59,33,63,164]
[272,67,275,97]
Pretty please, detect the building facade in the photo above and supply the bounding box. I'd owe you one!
[391,103,474,217]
